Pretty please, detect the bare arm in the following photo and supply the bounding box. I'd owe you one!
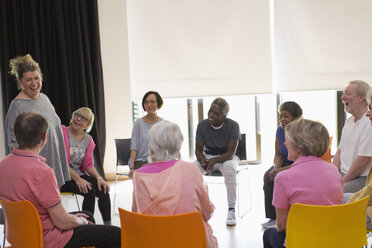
[269,138,292,180]
[208,140,238,164]
[343,156,371,183]
[332,149,341,170]
[195,141,207,167]
[276,207,290,232]
[273,138,283,169]
[203,140,238,175]
[47,202,88,230]
[129,150,137,178]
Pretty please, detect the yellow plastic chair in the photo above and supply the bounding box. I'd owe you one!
[286,196,369,248]
[0,199,43,248]
[118,208,207,248]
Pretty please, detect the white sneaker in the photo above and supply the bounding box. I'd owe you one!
[226,209,236,226]
[261,219,276,228]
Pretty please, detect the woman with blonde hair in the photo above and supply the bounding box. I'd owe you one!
[5,54,70,186]
[60,107,111,225]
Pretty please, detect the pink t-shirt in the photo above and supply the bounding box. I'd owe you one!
[273,156,343,209]
[0,148,73,248]
[273,156,343,247]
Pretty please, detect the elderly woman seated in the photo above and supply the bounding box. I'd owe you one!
[263,119,343,248]
[132,120,218,248]
[0,112,121,248]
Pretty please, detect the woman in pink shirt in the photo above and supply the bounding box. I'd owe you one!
[132,120,218,248]
[263,119,343,248]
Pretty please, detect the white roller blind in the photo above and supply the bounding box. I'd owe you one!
[274,0,372,92]
[127,0,272,99]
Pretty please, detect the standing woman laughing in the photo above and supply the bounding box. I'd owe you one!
[5,54,70,187]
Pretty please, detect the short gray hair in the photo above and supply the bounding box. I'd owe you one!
[349,80,370,98]
[211,97,229,116]
[285,119,329,157]
[366,89,372,105]
[148,120,183,161]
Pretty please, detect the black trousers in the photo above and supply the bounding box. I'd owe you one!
[263,161,293,220]
[263,166,276,220]
[263,228,286,248]
[65,224,121,248]
[61,174,111,221]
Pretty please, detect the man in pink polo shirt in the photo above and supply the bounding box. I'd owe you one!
[0,112,120,248]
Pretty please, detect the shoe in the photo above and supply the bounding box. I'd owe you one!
[261,219,276,228]
[226,209,236,226]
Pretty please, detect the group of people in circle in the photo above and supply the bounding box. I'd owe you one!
[1,53,371,248]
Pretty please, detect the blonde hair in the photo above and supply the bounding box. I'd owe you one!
[9,54,42,90]
[285,119,329,157]
[70,107,95,133]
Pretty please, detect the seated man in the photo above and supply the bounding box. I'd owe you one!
[0,112,121,248]
[333,80,372,193]
[194,97,240,226]
[344,87,372,229]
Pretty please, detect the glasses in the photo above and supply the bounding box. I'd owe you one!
[74,112,89,122]
[144,100,157,105]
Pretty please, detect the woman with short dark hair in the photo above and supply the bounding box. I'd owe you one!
[262,101,302,228]
[129,91,164,178]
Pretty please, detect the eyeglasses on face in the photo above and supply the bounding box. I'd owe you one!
[74,112,89,122]
[144,100,157,105]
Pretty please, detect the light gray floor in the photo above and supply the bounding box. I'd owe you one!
[2,164,372,248]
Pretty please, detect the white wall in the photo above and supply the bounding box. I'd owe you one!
[98,0,133,174]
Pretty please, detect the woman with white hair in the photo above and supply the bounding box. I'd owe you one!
[132,120,218,248]
[263,119,343,248]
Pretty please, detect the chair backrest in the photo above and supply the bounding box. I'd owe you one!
[236,133,247,161]
[0,199,43,248]
[115,138,131,166]
[320,136,332,163]
[286,196,369,248]
[118,208,207,248]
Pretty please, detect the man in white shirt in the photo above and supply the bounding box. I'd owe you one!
[333,80,372,193]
